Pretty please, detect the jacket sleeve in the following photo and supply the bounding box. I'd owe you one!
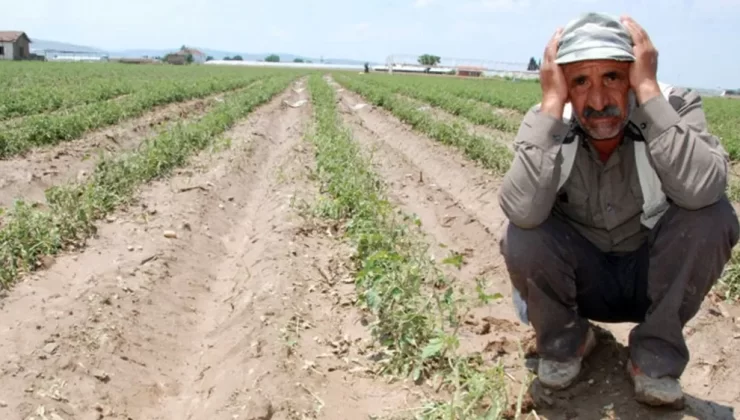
[630,87,729,210]
[498,105,572,228]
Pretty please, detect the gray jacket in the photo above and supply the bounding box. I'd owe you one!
[498,88,730,253]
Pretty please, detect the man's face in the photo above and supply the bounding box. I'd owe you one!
[561,59,632,140]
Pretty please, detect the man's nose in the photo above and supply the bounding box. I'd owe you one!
[587,87,610,111]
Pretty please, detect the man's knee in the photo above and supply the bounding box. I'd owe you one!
[649,196,740,319]
[500,217,566,276]
[662,196,740,250]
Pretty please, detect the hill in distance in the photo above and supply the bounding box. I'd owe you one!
[29,38,375,66]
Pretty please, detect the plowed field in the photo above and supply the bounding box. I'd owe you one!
[1,62,740,420]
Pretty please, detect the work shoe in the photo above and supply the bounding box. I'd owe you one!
[627,359,685,409]
[537,327,597,390]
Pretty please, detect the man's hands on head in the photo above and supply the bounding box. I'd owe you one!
[539,15,663,117]
[539,28,569,120]
[620,15,661,104]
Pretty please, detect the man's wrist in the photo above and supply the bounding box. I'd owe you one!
[540,98,565,120]
[634,80,662,104]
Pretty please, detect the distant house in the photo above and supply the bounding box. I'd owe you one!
[0,31,31,60]
[164,47,206,65]
[180,47,206,64]
[456,66,484,77]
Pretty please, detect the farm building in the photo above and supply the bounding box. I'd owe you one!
[41,50,108,62]
[0,31,31,60]
[165,47,207,64]
[456,66,485,77]
[181,47,206,63]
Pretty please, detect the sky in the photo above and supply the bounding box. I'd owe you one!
[1,0,738,90]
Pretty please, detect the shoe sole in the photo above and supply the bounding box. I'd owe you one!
[626,360,685,410]
[538,327,597,390]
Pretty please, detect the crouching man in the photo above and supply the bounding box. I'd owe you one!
[498,12,739,408]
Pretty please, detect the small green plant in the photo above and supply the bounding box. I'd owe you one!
[475,277,504,305]
[442,251,465,269]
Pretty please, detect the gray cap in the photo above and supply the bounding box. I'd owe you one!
[555,12,635,64]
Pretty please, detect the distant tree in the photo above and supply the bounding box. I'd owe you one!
[418,54,441,66]
[265,54,280,62]
[206,55,214,61]
[293,58,304,63]
[224,56,231,61]
[306,60,313,63]
[527,57,540,71]
[232,55,243,61]
[185,53,194,64]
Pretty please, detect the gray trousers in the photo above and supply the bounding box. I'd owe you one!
[500,196,740,379]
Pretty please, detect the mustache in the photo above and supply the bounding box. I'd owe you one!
[583,105,622,119]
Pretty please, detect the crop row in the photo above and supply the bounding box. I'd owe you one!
[0,68,287,158]
[0,63,294,120]
[0,71,301,286]
[363,73,538,113]
[359,74,521,133]
[0,61,223,90]
[307,74,513,419]
[1,80,135,121]
[333,73,513,176]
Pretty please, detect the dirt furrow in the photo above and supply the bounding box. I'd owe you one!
[330,80,508,252]
[337,86,517,313]
[0,85,298,420]
[0,80,417,420]
[333,79,740,420]
[0,92,221,209]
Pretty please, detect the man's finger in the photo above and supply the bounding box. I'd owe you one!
[621,16,649,44]
[623,20,644,45]
[630,20,650,42]
[544,27,562,61]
